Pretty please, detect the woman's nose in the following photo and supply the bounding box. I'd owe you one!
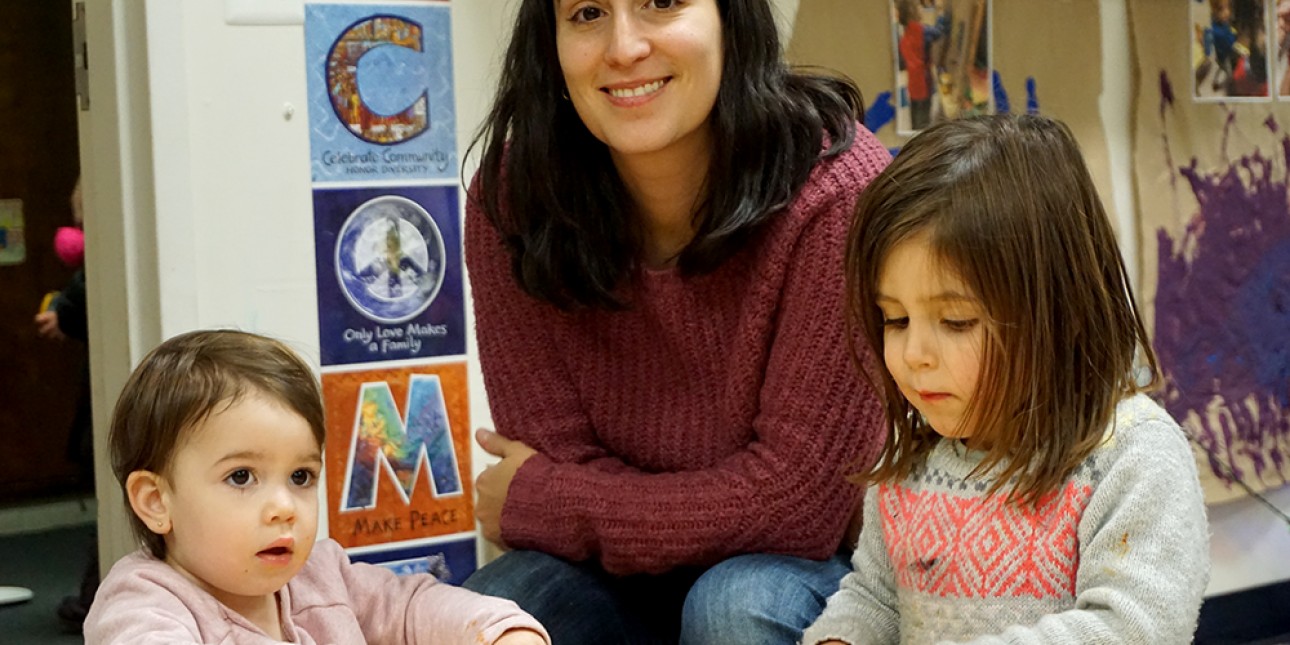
[605,13,650,66]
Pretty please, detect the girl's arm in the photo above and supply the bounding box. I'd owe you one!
[466,138,890,574]
[801,486,901,645]
[328,541,550,644]
[941,407,1210,645]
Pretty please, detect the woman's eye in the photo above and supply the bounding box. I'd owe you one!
[226,469,254,487]
[571,6,604,22]
[291,469,316,487]
[647,0,678,8]
[943,318,979,332]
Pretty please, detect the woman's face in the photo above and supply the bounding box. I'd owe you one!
[554,0,723,162]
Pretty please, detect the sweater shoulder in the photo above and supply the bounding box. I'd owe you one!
[1088,394,1191,470]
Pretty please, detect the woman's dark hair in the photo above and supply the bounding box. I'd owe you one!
[467,0,863,309]
[844,114,1159,506]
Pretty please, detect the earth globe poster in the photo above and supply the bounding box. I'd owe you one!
[314,185,465,365]
[304,3,456,183]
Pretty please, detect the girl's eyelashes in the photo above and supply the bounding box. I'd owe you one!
[291,468,318,487]
[225,468,256,488]
[942,318,980,332]
[645,0,680,8]
[881,316,909,329]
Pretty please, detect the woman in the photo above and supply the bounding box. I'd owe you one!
[461,0,890,642]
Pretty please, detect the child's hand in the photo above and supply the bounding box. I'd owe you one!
[493,628,547,645]
[34,311,65,341]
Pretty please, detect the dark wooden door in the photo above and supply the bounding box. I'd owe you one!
[0,2,88,501]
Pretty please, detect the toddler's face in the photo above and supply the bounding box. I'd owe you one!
[158,392,321,615]
[876,234,986,442]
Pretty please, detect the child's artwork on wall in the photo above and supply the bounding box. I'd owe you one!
[1192,0,1271,101]
[890,0,992,135]
[1135,4,1290,503]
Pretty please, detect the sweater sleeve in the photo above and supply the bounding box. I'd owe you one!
[943,415,1211,645]
[53,268,88,341]
[466,136,890,574]
[322,542,550,644]
[801,485,901,645]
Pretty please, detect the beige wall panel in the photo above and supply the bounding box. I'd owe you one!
[787,1,1117,231]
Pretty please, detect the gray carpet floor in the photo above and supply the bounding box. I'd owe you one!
[0,523,94,645]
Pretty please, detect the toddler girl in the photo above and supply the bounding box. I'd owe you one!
[85,330,548,644]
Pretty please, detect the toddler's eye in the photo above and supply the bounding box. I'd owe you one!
[226,469,254,487]
[291,469,316,487]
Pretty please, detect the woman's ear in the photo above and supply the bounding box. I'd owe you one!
[126,470,172,535]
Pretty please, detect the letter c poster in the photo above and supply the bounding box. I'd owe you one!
[305,3,456,183]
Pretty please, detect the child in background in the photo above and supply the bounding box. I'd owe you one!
[84,330,548,645]
[802,115,1209,645]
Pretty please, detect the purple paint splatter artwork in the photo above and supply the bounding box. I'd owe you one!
[1154,73,1290,489]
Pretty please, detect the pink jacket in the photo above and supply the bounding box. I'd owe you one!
[84,539,549,644]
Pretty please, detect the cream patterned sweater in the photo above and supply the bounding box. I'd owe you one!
[802,394,1210,645]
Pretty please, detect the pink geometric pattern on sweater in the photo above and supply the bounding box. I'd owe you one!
[878,482,1093,599]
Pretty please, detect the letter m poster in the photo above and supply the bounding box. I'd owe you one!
[304,2,456,183]
[322,362,474,553]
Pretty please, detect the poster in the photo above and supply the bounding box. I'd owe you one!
[890,0,992,135]
[322,362,474,556]
[0,199,25,266]
[307,0,475,578]
[313,184,465,365]
[305,3,457,183]
[1191,0,1271,101]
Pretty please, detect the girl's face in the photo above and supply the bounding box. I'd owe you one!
[554,0,723,163]
[876,234,987,441]
[154,392,322,619]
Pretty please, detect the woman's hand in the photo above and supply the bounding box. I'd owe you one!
[493,627,548,645]
[475,428,538,546]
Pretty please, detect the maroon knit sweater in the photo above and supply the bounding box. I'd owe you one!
[466,128,891,575]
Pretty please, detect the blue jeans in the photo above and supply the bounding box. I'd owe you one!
[461,550,850,644]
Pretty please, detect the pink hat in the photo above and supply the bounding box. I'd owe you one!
[54,226,84,268]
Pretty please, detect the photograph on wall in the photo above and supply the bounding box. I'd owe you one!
[313,185,465,366]
[890,0,992,135]
[1277,0,1290,97]
[304,3,456,183]
[1192,0,1271,101]
[0,199,25,265]
[322,362,475,553]
[348,535,478,587]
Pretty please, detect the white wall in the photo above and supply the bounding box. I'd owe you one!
[83,0,1290,597]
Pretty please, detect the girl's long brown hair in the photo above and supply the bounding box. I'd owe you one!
[845,114,1159,506]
